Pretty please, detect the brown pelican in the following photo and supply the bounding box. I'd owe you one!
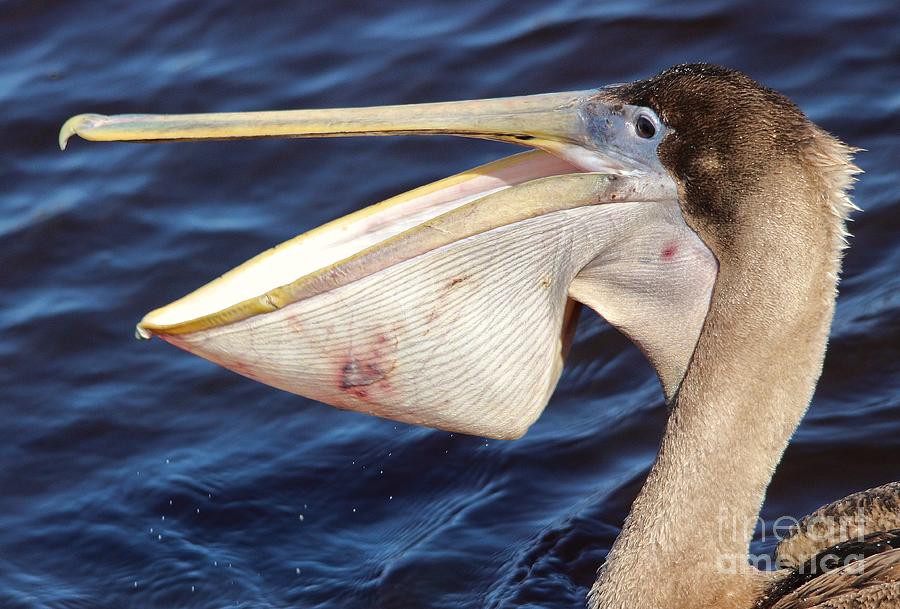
[61,64,898,608]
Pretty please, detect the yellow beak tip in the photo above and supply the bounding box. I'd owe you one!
[59,115,80,150]
[59,113,103,150]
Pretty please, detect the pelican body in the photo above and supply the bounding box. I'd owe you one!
[62,64,898,608]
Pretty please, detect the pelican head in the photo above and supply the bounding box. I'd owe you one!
[60,64,850,441]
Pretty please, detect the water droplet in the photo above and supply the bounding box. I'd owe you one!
[158,534,162,540]
[298,514,304,521]
[191,585,195,593]
[295,567,301,575]
[161,515,165,521]
[196,508,200,514]
[133,581,138,588]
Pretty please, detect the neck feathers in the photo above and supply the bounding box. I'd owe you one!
[590,134,859,609]
[801,126,862,280]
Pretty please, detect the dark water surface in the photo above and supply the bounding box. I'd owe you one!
[2,1,898,607]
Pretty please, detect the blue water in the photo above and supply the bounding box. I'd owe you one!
[2,1,898,607]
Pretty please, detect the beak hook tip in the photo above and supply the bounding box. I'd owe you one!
[59,113,105,150]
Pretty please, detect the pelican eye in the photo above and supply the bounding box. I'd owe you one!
[635,114,656,139]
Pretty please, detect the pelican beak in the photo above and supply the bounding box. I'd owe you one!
[60,91,596,161]
[61,92,716,439]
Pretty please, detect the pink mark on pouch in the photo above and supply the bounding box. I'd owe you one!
[337,332,398,402]
[660,243,679,261]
